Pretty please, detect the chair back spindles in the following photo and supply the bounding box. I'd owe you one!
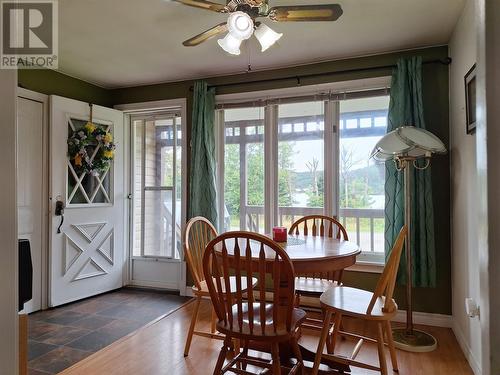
[289,215,348,240]
[289,215,348,284]
[203,231,296,336]
[367,225,407,315]
[184,217,217,290]
[245,241,255,332]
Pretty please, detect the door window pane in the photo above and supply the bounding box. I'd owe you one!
[143,190,173,257]
[278,101,325,227]
[67,118,112,205]
[339,96,389,254]
[223,107,265,232]
[132,116,182,258]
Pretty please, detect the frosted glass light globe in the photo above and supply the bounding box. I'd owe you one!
[227,11,254,40]
[217,33,242,55]
[370,126,447,162]
[255,23,283,52]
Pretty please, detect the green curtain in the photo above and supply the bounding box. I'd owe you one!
[189,81,218,227]
[384,57,436,287]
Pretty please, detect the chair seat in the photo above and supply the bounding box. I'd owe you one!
[294,277,338,295]
[193,276,258,296]
[217,303,306,339]
[320,286,397,320]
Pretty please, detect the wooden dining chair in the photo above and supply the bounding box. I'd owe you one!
[288,215,348,343]
[289,215,348,298]
[311,225,408,375]
[183,216,221,357]
[203,231,306,374]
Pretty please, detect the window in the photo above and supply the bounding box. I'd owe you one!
[132,113,183,259]
[222,107,265,232]
[339,97,389,263]
[277,102,325,227]
[216,89,389,264]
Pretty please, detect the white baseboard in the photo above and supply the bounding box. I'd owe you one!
[452,321,482,375]
[393,310,453,328]
[127,279,179,291]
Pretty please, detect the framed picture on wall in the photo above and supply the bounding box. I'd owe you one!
[464,64,476,134]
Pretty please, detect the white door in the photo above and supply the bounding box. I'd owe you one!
[17,96,45,313]
[49,95,125,307]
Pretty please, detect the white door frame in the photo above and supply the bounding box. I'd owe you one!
[115,98,188,295]
[0,69,18,375]
[17,88,49,311]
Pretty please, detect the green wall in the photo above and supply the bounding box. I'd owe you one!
[18,69,112,107]
[18,45,451,315]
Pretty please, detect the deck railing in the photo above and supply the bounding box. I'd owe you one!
[239,205,384,254]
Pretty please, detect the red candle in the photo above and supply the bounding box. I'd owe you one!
[273,227,287,242]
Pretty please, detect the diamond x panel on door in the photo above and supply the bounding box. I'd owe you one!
[49,96,125,307]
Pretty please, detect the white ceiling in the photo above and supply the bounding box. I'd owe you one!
[58,0,465,88]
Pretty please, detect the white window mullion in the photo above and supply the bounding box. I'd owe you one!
[140,119,146,258]
[324,100,340,218]
[171,116,177,259]
[264,104,278,233]
[215,110,225,231]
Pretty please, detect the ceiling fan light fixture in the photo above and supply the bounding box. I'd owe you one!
[254,23,283,52]
[227,11,254,40]
[217,33,242,55]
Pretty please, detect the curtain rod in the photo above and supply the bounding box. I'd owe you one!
[192,57,452,92]
[216,87,390,110]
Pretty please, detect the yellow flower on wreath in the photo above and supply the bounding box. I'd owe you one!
[103,149,114,159]
[104,132,113,143]
[74,154,82,166]
[84,122,96,133]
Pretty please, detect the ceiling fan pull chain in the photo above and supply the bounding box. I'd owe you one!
[246,40,252,73]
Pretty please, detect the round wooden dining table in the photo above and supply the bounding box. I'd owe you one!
[220,234,361,273]
[270,234,361,274]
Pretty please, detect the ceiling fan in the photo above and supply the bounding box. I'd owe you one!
[171,0,343,55]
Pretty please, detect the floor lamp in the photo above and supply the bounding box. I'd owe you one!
[370,126,447,352]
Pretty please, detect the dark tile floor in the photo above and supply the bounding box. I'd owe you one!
[28,288,191,374]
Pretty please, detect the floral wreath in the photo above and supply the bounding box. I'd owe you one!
[67,121,116,176]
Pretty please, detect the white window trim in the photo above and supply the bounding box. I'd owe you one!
[215,78,390,266]
[215,77,390,105]
[265,104,279,233]
[346,262,384,273]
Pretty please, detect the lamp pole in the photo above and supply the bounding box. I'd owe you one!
[404,159,413,334]
[391,155,437,352]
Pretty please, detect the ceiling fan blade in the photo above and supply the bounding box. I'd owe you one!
[267,4,343,22]
[171,0,227,13]
[182,23,228,46]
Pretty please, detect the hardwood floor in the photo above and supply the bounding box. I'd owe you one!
[61,299,473,375]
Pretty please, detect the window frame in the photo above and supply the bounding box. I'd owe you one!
[215,78,390,266]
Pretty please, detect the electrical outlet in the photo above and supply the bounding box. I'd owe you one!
[465,298,480,318]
